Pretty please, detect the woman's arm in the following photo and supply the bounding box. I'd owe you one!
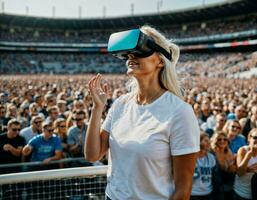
[84,74,109,162]
[236,146,252,176]
[85,107,109,162]
[170,153,198,200]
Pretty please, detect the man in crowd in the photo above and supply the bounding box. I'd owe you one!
[20,115,43,144]
[22,121,62,168]
[0,104,8,133]
[0,119,25,173]
[45,106,59,123]
[67,110,87,158]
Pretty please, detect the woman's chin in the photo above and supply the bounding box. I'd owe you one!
[127,68,136,75]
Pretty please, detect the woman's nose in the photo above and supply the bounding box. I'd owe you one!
[127,54,135,59]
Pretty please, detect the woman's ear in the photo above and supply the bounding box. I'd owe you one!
[157,59,164,68]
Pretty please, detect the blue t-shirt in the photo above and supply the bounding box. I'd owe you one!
[28,134,62,162]
[229,135,246,154]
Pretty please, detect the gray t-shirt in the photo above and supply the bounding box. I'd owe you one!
[20,126,39,144]
[67,124,87,155]
[102,91,200,200]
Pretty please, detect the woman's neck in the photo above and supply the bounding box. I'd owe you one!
[216,146,226,154]
[198,150,208,158]
[136,77,165,105]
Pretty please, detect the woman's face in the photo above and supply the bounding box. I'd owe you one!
[216,135,229,149]
[126,52,163,77]
[248,131,257,146]
[58,122,67,133]
[228,121,241,136]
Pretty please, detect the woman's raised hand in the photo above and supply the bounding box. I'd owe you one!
[88,74,108,110]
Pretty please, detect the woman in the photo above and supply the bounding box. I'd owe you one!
[211,132,236,173]
[85,26,200,200]
[54,118,69,158]
[211,132,236,200]
[223,119,246,154]
[191,133,216,200]
[234,128,257,200]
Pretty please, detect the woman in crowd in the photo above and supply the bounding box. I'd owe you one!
[54,118,69,158]
[191,133,217,200]
[85,25,200,200]
[234,128,257,200]
[211,131,236,200]
[224,119,246,154]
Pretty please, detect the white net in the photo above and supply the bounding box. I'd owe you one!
[0,166,108,200]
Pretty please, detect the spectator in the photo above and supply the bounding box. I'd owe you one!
[20,115,43,144]
[45,106,59,123]
[191,133,217,200]
[224,119,246,154]
[201,104,223,136]
[29,102,39,118]
[54,118,69,158]
[200,99,211,124]
[5,104,17,123]
[234,105,248,121]
[234,128,257,200]
[240,105,257,138]
[40,93,56,118]
[57,100,67,119]
[17,105,30,128]
[73,100,85,111]
[67,110,87,158]
[22,121,62,165]
[0,104,8,133]
[214,113,227,133]
[34,95,44,112]
[0,119,25,173]
[211,132,236,200]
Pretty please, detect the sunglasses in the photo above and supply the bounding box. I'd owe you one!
[34,121,43,124]
[250,135,257,140]
[12,128,21,132]
[46,128,54,132]
[231,125,241,130]
[59,125,66,128]
[217,138,228,142]
[73,118,84,121]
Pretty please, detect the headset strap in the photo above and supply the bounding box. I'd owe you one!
[147,40,172,61]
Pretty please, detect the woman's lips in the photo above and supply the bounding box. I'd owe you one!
[128,60,139,68]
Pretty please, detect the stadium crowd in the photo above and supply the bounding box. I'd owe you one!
[0,74,256,199]
[1,51,256,77]
[0,14,256,43]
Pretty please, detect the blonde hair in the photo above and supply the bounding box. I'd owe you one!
[126,25,183,99]
[210,131,229,153]
[248,128,257,142]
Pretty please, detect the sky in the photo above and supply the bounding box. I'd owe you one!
[0,0,226,19]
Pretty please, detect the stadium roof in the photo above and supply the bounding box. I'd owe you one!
[0,0,256,30]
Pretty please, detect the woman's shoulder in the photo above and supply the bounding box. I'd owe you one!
[162,91,191,111]
[112,92,134,105]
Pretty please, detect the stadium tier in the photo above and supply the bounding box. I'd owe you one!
[0,0,256,76]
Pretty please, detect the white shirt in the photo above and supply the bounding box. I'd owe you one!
[102,91,200,200]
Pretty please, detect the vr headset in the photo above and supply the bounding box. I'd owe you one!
[107,29,172,61]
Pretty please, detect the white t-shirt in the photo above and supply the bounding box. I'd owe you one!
[102,91,200,200]
[191,153,216,196]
